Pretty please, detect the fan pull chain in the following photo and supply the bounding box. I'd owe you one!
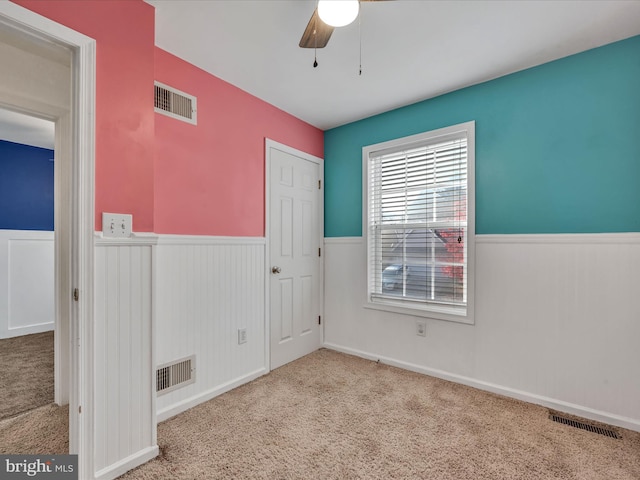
[313,27,319,68]
[359,11,362,75]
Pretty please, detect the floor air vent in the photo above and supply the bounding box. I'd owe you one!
[549,413,620,439]
[156,355,195,395]
[154,81,197,125]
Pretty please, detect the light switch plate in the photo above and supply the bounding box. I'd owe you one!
[238,328,247,344]
[102,212,132,238]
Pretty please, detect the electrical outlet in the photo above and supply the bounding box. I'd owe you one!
[238,328,247,344]
[416,320,427,337]
[102,212,132,238]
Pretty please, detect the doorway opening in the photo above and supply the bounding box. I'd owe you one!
[0,109,59,426]
[0,65,69,456]
[0,3,96,477]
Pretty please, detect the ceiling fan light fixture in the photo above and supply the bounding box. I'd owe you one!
[317,0,360,28]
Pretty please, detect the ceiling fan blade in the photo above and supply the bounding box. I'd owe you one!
[299,8,334,49]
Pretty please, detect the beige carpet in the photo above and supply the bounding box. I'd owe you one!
[0,403,68,454]
[0,331,54,420]
[121,349,640,479]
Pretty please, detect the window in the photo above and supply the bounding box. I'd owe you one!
[364,121,475,323]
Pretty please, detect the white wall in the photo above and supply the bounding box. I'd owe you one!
[90,233,268,477]
[154,235,267,421]
[324,234,640,432]
[0,229,54,339]
[94,237,157,480]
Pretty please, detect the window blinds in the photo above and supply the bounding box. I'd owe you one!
[368,134,468,307]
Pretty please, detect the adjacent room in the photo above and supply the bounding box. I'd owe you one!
[0,109,56,421]
[0,1,638,479]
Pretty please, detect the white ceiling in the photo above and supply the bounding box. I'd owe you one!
[0,108,54,150]
[149,0,640,130]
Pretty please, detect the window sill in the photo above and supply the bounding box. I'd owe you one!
[363,298,474,325]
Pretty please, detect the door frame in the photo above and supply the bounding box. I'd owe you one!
[264,138,324,371]
[0,4,96,479]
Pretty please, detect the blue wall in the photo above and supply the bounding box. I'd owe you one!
[0,140,54,231]
[324,35,640,236]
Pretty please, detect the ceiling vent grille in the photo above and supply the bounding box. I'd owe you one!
[154,81,197,125]
[156,355,195,395]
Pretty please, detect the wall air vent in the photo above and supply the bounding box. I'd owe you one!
[156,355,195,395]
[549,412,620,439]
[154,81,197,125]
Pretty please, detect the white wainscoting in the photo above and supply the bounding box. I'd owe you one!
[91,233,267,477]
[323,234,640,432]
[0,229,54,339]
[154,235,267,422]
[94,236,158,479]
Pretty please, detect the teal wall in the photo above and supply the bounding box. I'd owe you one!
[324,35,640,237]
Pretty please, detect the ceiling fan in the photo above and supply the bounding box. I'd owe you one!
[299,0,393,50]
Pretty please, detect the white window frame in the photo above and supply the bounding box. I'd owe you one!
[363,121,475,324]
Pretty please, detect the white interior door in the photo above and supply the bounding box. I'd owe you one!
[268,141,322,370]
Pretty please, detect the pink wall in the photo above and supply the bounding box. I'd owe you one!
[10,1,323,236]
[12,0,156,232]
[154,48,323,236]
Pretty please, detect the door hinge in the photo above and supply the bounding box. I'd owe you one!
[78,405,82,414]
[318,247,321,257]
[318,315,321,325]
[318,179,321,189]
[73,288,79,302]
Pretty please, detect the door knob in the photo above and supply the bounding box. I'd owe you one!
[271,266,281,274]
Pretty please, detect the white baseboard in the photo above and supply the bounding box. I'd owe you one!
[323,342,640,433]
[94,445,159,480]
[3,322,54,339]
[157,367,268,423]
